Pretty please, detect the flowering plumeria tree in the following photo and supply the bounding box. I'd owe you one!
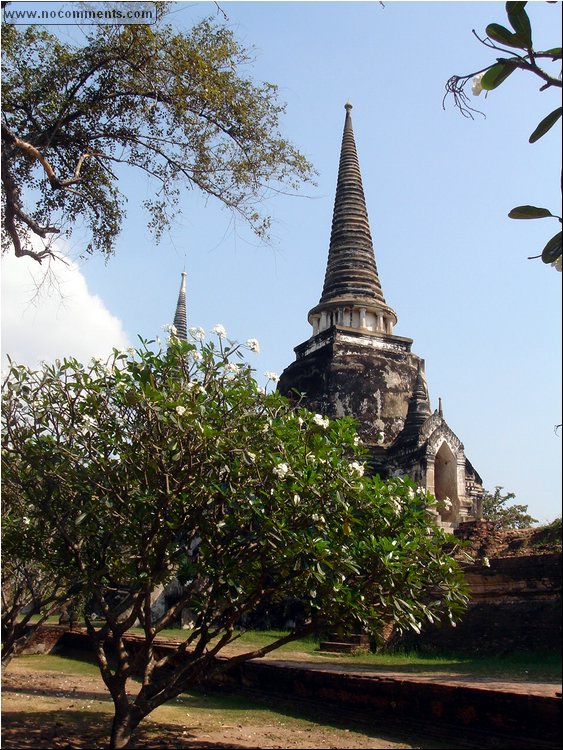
[444,1,562,270]
[1,331,469,749]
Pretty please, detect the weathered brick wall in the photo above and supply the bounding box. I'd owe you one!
[454,519,505,558]
[398,552,562,654]
[455,520,562,559]
[217,659,561,747]
[466,554,562,603]
[16,624,69,656]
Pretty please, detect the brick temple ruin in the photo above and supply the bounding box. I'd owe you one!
[277,103,484,529]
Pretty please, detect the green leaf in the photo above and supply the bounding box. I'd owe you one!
[529,107,562,143]
[506,2,532,47]
[544,47,562,58]
[541,232,563,264]
[480,61,516,91]
[508,205,554,219]
[486,23,528,49]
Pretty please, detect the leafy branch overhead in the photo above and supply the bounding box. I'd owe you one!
[444,1,562,270]
[0,13,315,262]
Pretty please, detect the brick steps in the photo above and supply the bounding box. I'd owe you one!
[319,633,370,654]
[319,641,368,653]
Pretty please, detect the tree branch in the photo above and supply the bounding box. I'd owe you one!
[1,157,59,261]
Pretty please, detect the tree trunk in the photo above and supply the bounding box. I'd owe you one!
[1,649,15,669]
[109,710,142,750]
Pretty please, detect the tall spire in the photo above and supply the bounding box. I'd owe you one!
[173,272,187,341]
[308,103,398,339]
[321,102,385,305]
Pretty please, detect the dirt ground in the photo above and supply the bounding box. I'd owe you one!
[1,660,432,750]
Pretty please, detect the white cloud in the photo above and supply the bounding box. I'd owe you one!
[1,249,130,369]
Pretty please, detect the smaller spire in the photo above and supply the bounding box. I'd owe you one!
[394,362,432,445]
[438,397,443,417]
[412,362,430,403]
[173,272,188,341]
[409,363,432,422]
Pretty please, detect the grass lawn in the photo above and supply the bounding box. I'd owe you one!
[27,619,562,682]
[97,625,563,682]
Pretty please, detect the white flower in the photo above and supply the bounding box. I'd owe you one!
[482,556,491,568]
[188,326,205,341]
[162,323,177,336]
[212,324,227,338]
[293,493,301,505]
[441,496,452,509]
[313,413,330,429]
[246,338,260,353]
[175,405,186,416]
[471,71,485,96]
[273,462,290,479]
[224,363,240,379]
[264,371,279,382]
[23,516,30,526]
[188,350,203,363]
[390,497,402,515]
[551,255,562,272]
[353,434,362,447]
[298,416,304,427]
[349,461,365,477]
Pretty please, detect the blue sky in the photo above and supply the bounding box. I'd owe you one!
[1,0,562,523]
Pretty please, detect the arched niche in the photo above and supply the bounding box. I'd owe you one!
[434,441,459,524]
